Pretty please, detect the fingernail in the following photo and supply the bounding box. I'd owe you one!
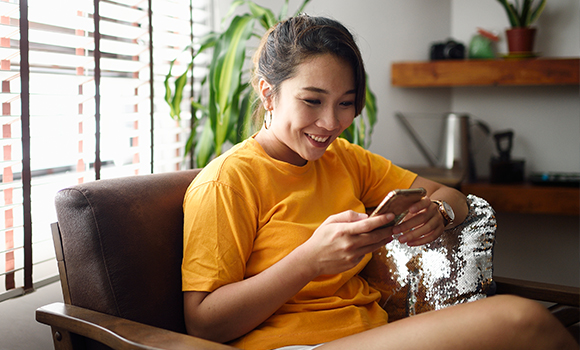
[398,234,408,243]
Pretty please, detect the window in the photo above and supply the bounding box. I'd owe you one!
[0,0,211,301]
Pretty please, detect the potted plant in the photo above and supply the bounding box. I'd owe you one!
[496,0,546,54]
[165,0,377,168]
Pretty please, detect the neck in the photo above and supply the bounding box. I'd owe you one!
[254,129,307,166]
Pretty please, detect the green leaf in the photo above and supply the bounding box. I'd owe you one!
[363,78,377,148]
[191,101,208,116]
[529,0,546,25]
[164,54,190,120]
[340,124,354,144]
[293,0,312,16]
[278,0,289,21]
[236,86,256,143]
[222,0,247,25]
[210,14,255,156]
[247,2,277,29]
[171,67,191,120]
[497,0,520,27]
[197,32,221,52]
[339,76,378,148]
[195,121,215,168]
[163,32,219,121]
[521,0,532,26]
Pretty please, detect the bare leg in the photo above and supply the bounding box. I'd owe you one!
[318,295,577,350]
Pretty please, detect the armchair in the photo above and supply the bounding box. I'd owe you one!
[36,170,579,349]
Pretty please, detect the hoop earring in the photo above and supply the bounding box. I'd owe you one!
[264,110,272,130]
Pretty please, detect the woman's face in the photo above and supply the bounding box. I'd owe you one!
[257,54,356,166]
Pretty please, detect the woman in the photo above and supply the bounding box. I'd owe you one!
[181,15,576,350]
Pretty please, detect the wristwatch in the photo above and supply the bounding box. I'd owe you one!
[432,200,455,227]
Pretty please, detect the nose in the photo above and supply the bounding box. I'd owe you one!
[316,106,340,131]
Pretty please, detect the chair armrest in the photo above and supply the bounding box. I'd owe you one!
[494,276,580,307]
[36,302,237,350]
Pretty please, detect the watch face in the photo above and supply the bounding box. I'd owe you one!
[443,202,455,220]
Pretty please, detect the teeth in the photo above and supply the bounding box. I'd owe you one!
[307,134,329,143]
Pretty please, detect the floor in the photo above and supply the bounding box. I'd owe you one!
[0,211,577,350]
[0,282,63,350]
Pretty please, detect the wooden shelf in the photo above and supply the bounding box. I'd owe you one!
[461,182,580,215]
[392,57,579,87]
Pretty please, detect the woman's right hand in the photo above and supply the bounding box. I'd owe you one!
[298,210,396,277]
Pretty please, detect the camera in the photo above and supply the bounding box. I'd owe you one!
[430,39,465,60]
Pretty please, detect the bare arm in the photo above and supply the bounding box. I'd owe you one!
[184,210,395,343]
[184,246,315,343]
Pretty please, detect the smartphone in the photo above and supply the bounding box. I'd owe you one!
[369,188,427,228]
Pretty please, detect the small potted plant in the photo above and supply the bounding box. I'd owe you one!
[496,0,546,54]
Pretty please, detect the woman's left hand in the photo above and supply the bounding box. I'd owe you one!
[390,197,445,246]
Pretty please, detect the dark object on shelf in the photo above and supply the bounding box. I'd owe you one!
[430,39,465,60]
[530,172,580,187]
[490,130,525,183]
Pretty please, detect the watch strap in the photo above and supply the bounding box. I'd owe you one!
[432,200,453,227]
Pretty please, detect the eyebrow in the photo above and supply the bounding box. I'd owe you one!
[301,87,356,95]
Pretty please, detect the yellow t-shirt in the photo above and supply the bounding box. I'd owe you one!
[182,137,416,349]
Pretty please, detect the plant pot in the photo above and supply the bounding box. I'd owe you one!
[505,27,536,53]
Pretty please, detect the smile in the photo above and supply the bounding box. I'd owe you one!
[306,133,330,143]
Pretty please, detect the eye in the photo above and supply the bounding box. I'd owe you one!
[304,99,321,105]
[340,101,354,107]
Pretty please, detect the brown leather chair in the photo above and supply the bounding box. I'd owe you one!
[36,170,579,349]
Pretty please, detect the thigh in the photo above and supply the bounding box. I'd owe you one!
[317,295,575,350]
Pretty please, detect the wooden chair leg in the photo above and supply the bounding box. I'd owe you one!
[50,326,75,350]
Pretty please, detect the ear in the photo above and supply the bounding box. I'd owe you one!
[258,78,273,110]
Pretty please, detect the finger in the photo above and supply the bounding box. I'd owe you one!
[405,230,438,246]
[353,213,395,234]
[398,215,444,244]
[350,233,393,258]
[393,200,441,235]
[392,211,429,235]
[407,197,431,214]
[325,210,368,224]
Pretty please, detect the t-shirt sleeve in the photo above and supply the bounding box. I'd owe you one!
[181,179,257,292]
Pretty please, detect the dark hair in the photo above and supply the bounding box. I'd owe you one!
[252,14,366,121]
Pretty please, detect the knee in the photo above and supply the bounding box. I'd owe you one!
[497,295,551,328]
[491,295,575,348]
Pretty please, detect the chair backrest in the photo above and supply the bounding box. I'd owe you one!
[52,169,201,334]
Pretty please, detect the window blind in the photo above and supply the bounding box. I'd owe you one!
[0,0,211,301]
